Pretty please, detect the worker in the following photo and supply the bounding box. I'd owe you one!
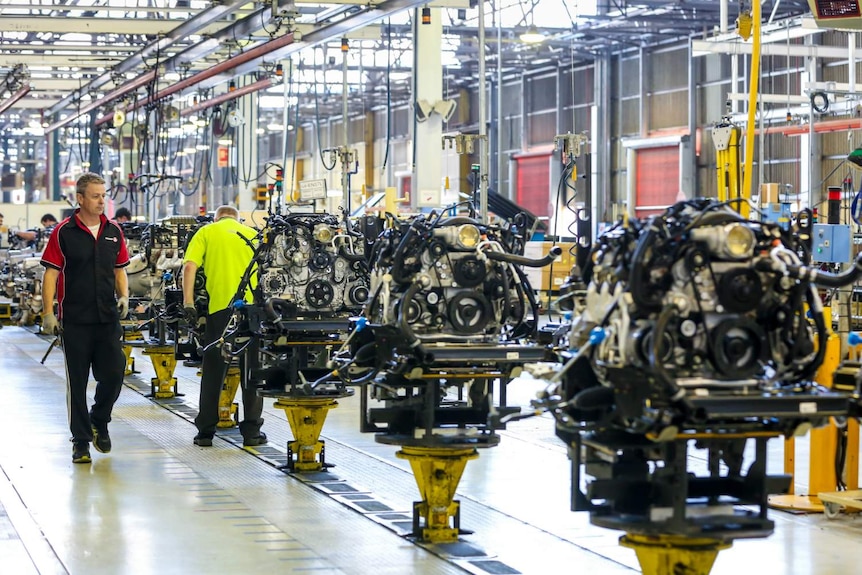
[16,213,58,246]
[114,207,132,223]
[40,173,130,464]
[181,205,266,448]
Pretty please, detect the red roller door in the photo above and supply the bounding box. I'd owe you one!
[515,153,551,217]
[635,145,679,217]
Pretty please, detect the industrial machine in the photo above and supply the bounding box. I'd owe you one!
[240,212,370,471]
[330,211,557,542]
[531,198,861,573]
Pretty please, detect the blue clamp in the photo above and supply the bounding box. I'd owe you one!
[850,332,862,346]
[232,300,246,309]
[355,317,368,332]
[162,271,173,282]
[588,326,606,345]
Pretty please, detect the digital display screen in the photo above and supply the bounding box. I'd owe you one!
[814,0,862,18]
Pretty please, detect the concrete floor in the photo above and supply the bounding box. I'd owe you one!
[0,325,860,575]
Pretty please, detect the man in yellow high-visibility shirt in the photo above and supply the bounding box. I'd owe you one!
[182,205,265,447]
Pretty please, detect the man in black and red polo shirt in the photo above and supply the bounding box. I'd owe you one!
[40,172,130,464]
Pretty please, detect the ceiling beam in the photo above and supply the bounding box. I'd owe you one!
[0,16,218,36]
[692,39,852,59]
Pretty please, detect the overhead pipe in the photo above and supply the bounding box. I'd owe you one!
[179,78,273,117]
[48,0,250,117]
[756,117,862,136]
[0,83,30,115]
[45,70,157,133]
[95,33,296,127]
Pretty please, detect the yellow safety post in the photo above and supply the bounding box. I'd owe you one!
[739,1,761,220]
[620,534,731,575]
[396,446,478,543]
[770,307,842,512]
[141,346,178,398]
[217,366,241,428]
[272,397,340,471]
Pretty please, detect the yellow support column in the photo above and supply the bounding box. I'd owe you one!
[142,346,178,398]
[770,307,841,511]
[396,446,479,543]
[122,327,143,377]
[272,397,340,471]
[217,366,240,428]
[620,534,731,575]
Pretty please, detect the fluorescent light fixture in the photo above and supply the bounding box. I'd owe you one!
[164,71,181,82]
[195,144,209,151]
[519,25,544,44]
[183,147,196,154]
[255,127,265,135]
[267,122,284,132]
[217,138,233,146]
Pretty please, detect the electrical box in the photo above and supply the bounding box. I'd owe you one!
[812,223,852,263]
[762,203,792,230]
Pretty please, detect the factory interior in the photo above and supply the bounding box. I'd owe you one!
[4,1,862,574]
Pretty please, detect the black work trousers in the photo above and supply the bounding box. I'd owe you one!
[195,308,263,439]
[62,322,125,443]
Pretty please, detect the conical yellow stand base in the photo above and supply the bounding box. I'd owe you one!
[396,446,478,543]
[142,346,178,398]
[217,366,240,428]
[273,397,340,472]
[620,534,730,575]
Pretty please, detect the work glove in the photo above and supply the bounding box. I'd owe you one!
[182,305,198,326]
[117,296,129,320]
[42,313,59,335]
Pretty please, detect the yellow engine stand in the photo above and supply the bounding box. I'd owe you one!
[396,446,478,543]
[122,328,143,377]
[217,366,240,428]
[142,345,178,398]
[620,534,730,575]
[272,397,340,471]
[770,308,849,512]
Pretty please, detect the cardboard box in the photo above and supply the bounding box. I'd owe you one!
[761,183,779,204]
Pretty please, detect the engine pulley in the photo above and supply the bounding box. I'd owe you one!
[306,279,335,308]
[447,292,492,334]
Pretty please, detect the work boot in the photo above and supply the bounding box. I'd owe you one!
[72,441,91,464]
[92,424,111,454]
[243,432,268,447]
[193,433,213,447]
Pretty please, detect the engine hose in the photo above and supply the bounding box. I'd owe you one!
[397,281,434,364]
[798,286,827,382]
[510,262,540,334]
[390,218,424,284]
[337,343,381,385]
[338,244,366,263]
[650,305,684,403]
[484,245,563,267]
[629,219,664,310]
[264,297,291,321]
[775,252,862,288]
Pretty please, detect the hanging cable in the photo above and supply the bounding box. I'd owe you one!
[380,18,392,176]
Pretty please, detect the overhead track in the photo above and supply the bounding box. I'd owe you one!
[0,83,31,116]
[45,70,158,134]
[95,33,298,127]
[180,78,273,117]
[47,0,250,117]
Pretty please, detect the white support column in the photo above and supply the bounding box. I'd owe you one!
[237,76,259,213]
[412,8,443,208]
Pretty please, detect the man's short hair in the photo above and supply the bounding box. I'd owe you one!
[115,207,132,221]
[214,205,240,221]
[76,172,106,197]
[40,213,57,225]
